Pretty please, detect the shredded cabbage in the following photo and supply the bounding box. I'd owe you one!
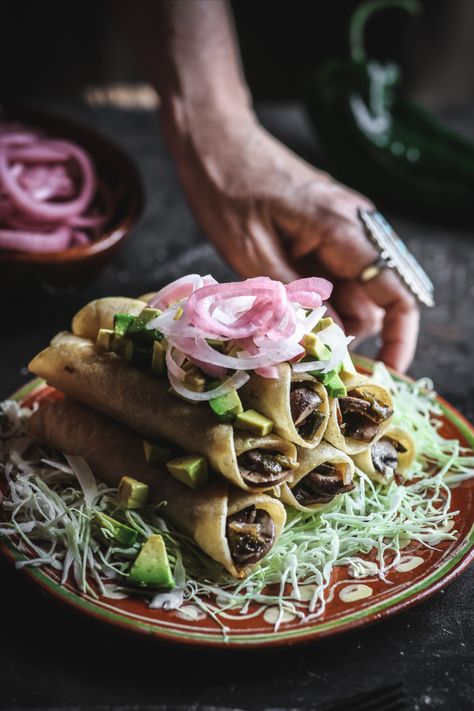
[1,364,473,638]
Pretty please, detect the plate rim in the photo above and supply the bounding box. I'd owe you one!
[1,359,473,648]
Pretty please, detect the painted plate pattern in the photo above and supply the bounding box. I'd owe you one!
[1,357,473,648]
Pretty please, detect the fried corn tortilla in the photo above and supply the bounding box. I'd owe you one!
[280,441,355,512]
[324,375,394,455]
[28,333,297,493]
[28,399,286,579]
[240,364,329,448]
[352,426,415,484]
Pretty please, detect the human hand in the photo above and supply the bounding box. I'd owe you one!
[163,106,419,372]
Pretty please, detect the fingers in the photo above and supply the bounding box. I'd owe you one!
[364,270,420,372]
[224,212,301,283]
[273,179,376,265]
[330,282,384,344]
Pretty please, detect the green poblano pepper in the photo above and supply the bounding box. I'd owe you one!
[305,0,474,218]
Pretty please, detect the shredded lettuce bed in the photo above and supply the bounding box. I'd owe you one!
[1,364,473,637]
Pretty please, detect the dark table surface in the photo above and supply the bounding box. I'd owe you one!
[1,101,473,711]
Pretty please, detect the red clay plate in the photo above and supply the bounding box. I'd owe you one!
[1,357,473,648]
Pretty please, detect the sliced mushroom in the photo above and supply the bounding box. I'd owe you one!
[290,383,325,439]
[238,449,296,487]
[338,390,392,442]
[292,462,354,506]
[343,415,381,442]
[226,505,275,567]
[371,437,407,479]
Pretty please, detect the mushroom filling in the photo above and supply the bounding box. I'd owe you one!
[338,389,393,442]
[371,437,407,479]
[292,462,354,506]
[226,505,275,567]
[290,383,325,439]
[238,449,296,487]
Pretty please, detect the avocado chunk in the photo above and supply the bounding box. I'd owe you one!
[209,388,243,422]
[166,455,209,489]
[338,352,357,378]
[107,333,134,362]
[312,368,337,385]
[118,476,149,510]
[127,308,163,342]
[302,332,331,360]
[323,371,347,398]
[128,534,175,589]
[143,440,173,464]
[235,409,274,436]
[183,366,206,392]
[206,338,225,351]
[96,328,114,351]
[314,317,334,333]
[113,313,136,336]
[93,512,138,546]
[151,340,166,376]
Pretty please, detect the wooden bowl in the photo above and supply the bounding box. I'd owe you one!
[0,106,144,287]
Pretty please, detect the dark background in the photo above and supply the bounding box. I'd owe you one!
[0,2,473,710]
[1,0,474,108]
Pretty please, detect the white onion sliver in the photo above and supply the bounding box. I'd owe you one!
[167,352,250,402]
[292,323,353,374]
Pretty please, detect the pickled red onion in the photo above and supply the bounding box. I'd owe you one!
[0,227,71,253]
[148,274,217,310]
[145,275,346,383]
[0,122,110,253]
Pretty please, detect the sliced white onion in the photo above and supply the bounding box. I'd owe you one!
[168,369,250,402]
[292,323,353,374]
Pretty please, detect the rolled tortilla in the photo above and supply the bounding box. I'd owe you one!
[352,426,415,484]
[324,375,394,456]
[27,399,286,579]
[137,292,156,302]
[71,300,329,450]
[240,363,329,448]
[72,297,147,340]
[280,442,355,513]
[28,333,297,493]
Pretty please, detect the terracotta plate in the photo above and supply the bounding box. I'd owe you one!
[1,357,473,648]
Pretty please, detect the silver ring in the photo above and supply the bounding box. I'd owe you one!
[358,208,435,307]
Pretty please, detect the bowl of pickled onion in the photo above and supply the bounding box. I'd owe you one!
[0,107,143,285]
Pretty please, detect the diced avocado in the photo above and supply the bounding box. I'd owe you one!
[127,308,163,341]
[209,388,243,422]
[143,440,172,463]
[314,317,334,333]
[107,333,134,362]
[234,409,274,436]
[324,371,347,398]
[206,338,225,351]
[302,332,331,360]
[118,476,149,509]
[93,512,138,546]
[313,368,337,385]
[338,352,357,378]
[96,328,114,350]
[166,455,208,489]
[113,313,136,336]
[128,534,175,589]
[151,340,166,376]
[184,366,206,392]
